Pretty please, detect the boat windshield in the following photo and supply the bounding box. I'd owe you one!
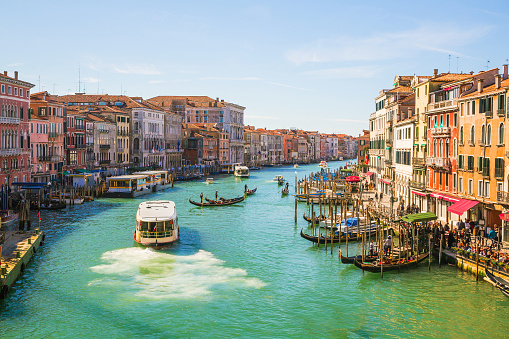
[139,219,175,232]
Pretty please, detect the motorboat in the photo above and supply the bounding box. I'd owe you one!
[234,165,250,178]
[274,175,284,181]
[0,210,19,227]
[318,161,328,168]
[134,200,179,247]
[294,164,299,168]
[206,178,214,184]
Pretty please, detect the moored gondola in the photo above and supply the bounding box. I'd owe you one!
[31,201,67,210]
[340,254,378,264]
[303,213,327,222]
[353,252,429,273]
[485,267,509,297]
[299,228,375,244]
[190,195,245,207]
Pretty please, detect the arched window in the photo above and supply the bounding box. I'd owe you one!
[500,123,505,145]
[453,139,457,157]
[434,140,437,157]
[481,124,486,143]
[133,138,139,151]
[487,124,492,145]
[445,139,450,157]
[471,125,475,144]
[440,140,443,157]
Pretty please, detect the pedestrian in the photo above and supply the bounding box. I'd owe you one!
[380,192,384,201]
[375,192,378,201]
[384,235,393,256]
[369,240,374,256]
[215,190,218,201]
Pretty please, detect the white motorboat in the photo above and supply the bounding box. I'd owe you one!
[294,164,299,168]
[134,200,179,247]
[318,161,328,168]
[206,178,214,184]
[234,165,250,178]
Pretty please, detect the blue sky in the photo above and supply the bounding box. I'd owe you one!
[2,0,509,135]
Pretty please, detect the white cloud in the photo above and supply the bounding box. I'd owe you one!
[114,64,161,75]
[200,76,261,81]
[302,65,379,79]
[286,24,492,65]
[149,80,165,84]
[7,62,22,67]
[264,81,311,91]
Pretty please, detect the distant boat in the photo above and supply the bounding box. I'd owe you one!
[294,164,299,168]
[234,165,250,178]
[134,200,179,247]
[318,161,328,168]
[206,178,214,184]
[274,175,284,181]
[0,210,19,227]
[339,157,344,161]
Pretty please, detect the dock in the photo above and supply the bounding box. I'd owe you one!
[0,228,44,298]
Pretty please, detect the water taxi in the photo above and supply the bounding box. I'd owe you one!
[206,178,214,184]
[274,175,283,181]
[134,200,179,247]
[234,165,250,178]
[318,161,328,168]
[294,164,299,168]
[134,170,172,191]
[339,157,344,161]
[104,174,149,198]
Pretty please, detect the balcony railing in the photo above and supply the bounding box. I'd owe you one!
[409,180,426,190]
[495,167,504,179]
[483,167,490,177]
[426,157,451,169]
[485,110,493,118]
[497,108,505,117]
[99,144,111,150]
[48,132,58,138]
[384,159,393,165]
[430,127,451,136]
[117,147,125,153]
[428,99,455,112]
[0,117,20,124]
[86,155,96,161]
[76,144,86,149]
[38,156,51,162]
[412,157,426,168]
[0,148,22,156]
[497,191,509,204]
[99,160,111,165]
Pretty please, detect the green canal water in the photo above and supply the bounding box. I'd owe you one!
[1,161,508,338]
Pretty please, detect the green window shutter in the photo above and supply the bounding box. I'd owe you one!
[478,157,483,171]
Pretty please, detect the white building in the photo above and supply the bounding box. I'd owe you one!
[223,102,245,164]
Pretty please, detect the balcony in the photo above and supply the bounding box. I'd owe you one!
[86,155,96,161]
[384,159,393,166]
[430,127,451,137]
[497,191,509,204]
[38,156,51,162]
[428,99,455,113]
[498,108,505,117]
[478,139,486,147]
[76,144,86,149]
[495,167,504,179]
[117,147,125,153]
[426,157,451,170]
[412,157,426,168]
[99,160,111,165]
[0,117,20,124]
[409,180,426,190]
[485,110,493,119]
[0,148,22,156]
[99,144,111,150]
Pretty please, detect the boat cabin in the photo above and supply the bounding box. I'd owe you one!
[107,175,148,193]
[135,200,179,246]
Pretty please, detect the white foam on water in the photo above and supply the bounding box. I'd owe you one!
[89,247,266,299]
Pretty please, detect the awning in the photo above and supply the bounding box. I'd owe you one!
[447,199,480,215]
[499,213,509,221]
[379,179,392,185]
[400,212,438,223]
[430,192,460,203]
[346,176,360,182]
[365,172,374,177]
[411,190,427,197]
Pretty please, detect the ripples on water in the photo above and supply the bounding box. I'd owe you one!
[1,162,509,338]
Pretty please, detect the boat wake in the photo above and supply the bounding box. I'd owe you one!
[89,247,266,300]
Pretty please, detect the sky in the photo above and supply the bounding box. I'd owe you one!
[2,0,509,136]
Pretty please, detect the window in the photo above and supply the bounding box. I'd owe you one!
[472,101,476,115]
[453,173,457,191]
[470,125,475,144]
[458,154,464,169]
[485,181,490,198]
[478,156,483,172]
[459,177,463,193]
[459,126,464,144]
[454,113,457,127]
[500,123,505,145]
[487,124,492,145]
[14,88,18,96]
[0,85,4,93]
[8,86,11,94]
[20,89,23,97]
[478,180,483,197]
[468,155,474,171]
[453,139,457,157]
[481,124,486,143]
[497,182,503,194]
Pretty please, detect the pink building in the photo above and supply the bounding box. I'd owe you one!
[30,115,50,182]
[0,71,34,185]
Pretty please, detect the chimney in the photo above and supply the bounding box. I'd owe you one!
[477,79,484,93]
[495,74,501,89]
[503,64,508,80]
[470,71,474,75]
[3,71,6,76]
[14,71,18,80]
[433,69,438,77]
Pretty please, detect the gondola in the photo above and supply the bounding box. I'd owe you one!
[246,188,257,196]
[281,187,289,196]
[277,178,285,186]
[353,252,429,273]
[299,228,374,244]
[303,213,327,222]
[31,201,67,210]
[485,267,509,297]
[190,195,245,207]
[340,254,378,264]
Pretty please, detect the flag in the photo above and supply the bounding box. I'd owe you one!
[365,153,369,165]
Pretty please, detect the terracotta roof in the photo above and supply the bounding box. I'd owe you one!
[460,79,509,99]
[0,73,35,87]
[147,96,226,108]
[387,86,413,93]
[432,73,473,82]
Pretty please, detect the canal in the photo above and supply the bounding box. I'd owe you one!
[1,161,508,338]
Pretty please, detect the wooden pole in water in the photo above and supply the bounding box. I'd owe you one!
[294,197,297,224]
[324,200,328,252]
[476,235,479,281]
[439,233,443,268]
[428,234,431,271]
[330,200,333,254]
[380,222,383,278]
[416,223,419,267]
[311,202,315,236]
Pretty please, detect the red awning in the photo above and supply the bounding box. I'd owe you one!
[380,179,392,185]
[346,176,360,182]
[411,190,427,197]
[430,192,460,203]
[365,172,374,177]
[500,213,509,221]
[447,199,480,215]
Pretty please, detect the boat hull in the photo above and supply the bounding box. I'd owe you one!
[353,253,429,273]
